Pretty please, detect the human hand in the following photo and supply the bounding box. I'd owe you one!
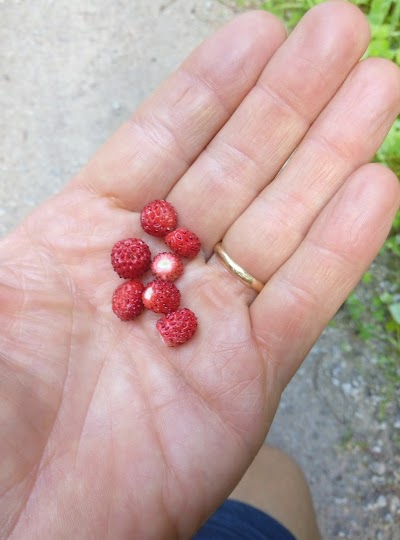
[1,2,399,538]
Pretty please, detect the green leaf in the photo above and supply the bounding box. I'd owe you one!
[372,296,383,307]
[373,310,386,322]
[386,319,400,333]
[385,237,400,257]
[362,271,373,284]
[390,1,400,29]
[380,292,393,304]
[359,324,374,341]
[368,38,394,59]
[389,303,400,324]
[369,0,393,25]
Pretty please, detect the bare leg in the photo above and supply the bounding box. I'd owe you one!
[229,445,321,540]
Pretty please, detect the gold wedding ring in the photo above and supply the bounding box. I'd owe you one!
[213,242,264,294]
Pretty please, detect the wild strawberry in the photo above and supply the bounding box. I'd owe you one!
[151,252,183,282]
[164,228,201,259]
[156,308,198,347]
[112,280,144,321]
[111,238,151,279]
[142,280,181,314]
[140,199,178,237]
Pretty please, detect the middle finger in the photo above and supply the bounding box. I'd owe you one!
[169,1,370,252]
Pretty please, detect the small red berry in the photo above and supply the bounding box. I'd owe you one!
[111,238,151,279]
[164,228,201,259]
[142,280,181,314]
[151,252,184,282]
[156,308,198,347]
[112,280,145,321]
[140,199,178,237]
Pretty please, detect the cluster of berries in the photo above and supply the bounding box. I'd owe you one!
[111,200,200,347]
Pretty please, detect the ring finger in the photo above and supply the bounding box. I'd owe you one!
[210,57,400,285]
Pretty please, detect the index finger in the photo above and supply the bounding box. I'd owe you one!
[73,11,287,210]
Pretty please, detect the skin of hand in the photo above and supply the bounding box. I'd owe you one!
[0,2,399,539]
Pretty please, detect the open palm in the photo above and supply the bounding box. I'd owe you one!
[1,3,399,539]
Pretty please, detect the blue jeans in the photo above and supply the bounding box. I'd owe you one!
[193,499,296,540]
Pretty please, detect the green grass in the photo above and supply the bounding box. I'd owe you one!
[236,0,400,64]
[234,0,400,395]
